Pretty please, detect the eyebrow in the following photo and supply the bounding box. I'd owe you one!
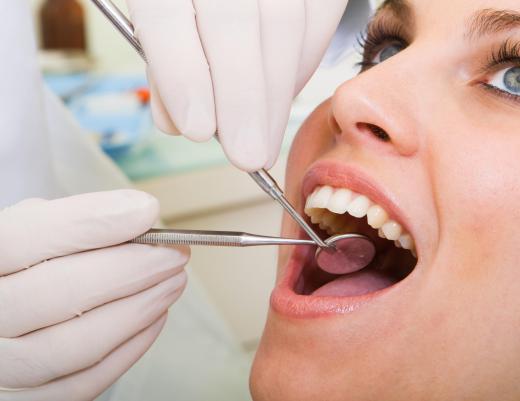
[379,2,520,42]
[466,9,520,40]
[379,0,412,20]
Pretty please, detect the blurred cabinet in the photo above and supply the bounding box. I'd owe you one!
[40,0,87,51]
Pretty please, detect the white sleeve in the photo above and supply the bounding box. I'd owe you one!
[0,0,59,207]
[322,0,378,67]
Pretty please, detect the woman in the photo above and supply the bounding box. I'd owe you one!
[251,0,520,399]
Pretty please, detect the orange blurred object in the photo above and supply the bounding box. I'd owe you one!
[135,88,151,105]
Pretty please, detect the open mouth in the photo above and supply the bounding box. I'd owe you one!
[294,184,418,297]
[270,162,421,317]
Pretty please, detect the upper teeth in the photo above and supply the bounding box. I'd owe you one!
[305,185,416,254]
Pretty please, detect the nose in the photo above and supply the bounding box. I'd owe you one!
[329,65,420,157]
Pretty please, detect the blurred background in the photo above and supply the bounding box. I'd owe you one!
[28,1,371,399]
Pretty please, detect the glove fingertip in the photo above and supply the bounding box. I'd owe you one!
[167,270,188,298]
[173,97,217,142]
[264,133,286,169]
[165,245,191,268]
[179,120,216,143]
[113,190,160,233]
[225,142,269,172]
[264,153,279,171]
[221,127,270,171]
[150,98,181,136]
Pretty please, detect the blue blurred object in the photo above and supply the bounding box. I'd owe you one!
[44,73,300,181]
[44,73,151,157]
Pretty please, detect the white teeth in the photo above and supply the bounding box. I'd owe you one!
[367,205,389,229]
[327,189,352,214]
[381,220,402,241]
[398,234,414,250]
[347,195,371,218]
[310,186,334,209]
[304,185,417,258]
[304,189,318,213]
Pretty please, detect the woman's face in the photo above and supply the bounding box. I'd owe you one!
[251,0,520,400]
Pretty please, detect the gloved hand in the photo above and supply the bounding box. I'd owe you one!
[126,0,350,171]
[0,190,189,401]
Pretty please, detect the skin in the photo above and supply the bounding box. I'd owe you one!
[250,0,520,400]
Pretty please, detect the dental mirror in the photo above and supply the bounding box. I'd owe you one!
[315,234,376,275]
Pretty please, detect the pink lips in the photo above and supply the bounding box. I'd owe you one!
[271,245,389,317]
[270,160,415,319]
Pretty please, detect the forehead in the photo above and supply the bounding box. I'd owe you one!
[378,0,520,38]
[380,0,520,13]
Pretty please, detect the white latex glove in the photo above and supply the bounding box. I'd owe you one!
[0,190,189,401]
[126,0,349,171]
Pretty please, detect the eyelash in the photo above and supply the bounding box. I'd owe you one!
[356,23,520,104]
[355,20,408,70]
[487,39,520,68]
[480,39,520,103]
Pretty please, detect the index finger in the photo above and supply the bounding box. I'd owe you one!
[0,190,158,276]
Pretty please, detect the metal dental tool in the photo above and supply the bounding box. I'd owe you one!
[132,228,322,247]
[132,230,375,274]
[90,0,329,249]
[90,0,378,273]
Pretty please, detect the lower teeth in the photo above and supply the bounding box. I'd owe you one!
[295,216,418,297]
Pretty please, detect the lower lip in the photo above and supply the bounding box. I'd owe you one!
[270,245,400,318]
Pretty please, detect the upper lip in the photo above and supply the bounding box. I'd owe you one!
[302,160,415,242]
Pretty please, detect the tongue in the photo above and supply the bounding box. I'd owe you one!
[312,270,396,297]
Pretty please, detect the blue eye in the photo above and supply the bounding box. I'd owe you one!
[371,43,404,64]
[487,66,520,96]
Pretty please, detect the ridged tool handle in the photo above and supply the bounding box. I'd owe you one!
[132,229,243,247]
[131,229,316,247]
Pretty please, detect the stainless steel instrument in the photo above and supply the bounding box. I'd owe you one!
[131,230,375,274]
[90,0,378,272]
[131,229,317,247]
[88,0,330,248]
[90,0,329,248]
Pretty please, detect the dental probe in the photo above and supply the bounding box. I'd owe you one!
[90,0,329,249]
[131,230,375,274]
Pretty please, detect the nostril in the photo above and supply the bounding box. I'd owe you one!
[357,123,391,142]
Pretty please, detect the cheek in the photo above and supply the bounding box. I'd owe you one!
[286,109,334,191]
[432,124,520,261]
[441,140,519,221]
